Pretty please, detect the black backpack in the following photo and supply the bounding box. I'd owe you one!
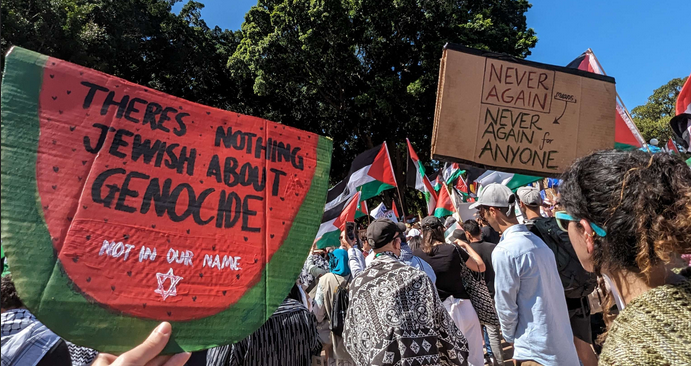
[330,277,349,337]
[529,217,596,298]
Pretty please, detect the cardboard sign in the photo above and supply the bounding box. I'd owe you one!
[1,47,332,353]
[432,44,616,176]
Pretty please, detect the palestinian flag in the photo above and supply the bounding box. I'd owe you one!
[442,162,464,185]
[317,143,397,248]
[429,171,443,192]
[666,139,680,154]
[392,201,400,219]
[355,199,369,219]
[670,75,691,150]
[567,50,646,150]
[315,191,361,248]
[434,186,455,218]
[475,170,542,192]
[406,139,438,215]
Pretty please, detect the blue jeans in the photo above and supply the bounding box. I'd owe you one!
[483,325,493,356]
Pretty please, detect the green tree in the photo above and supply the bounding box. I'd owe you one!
[230,0,537,190]
[1,0,242,108]
[632,76,688,144]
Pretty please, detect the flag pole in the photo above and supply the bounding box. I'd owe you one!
[587,49,649,151]
[395,185,407,221]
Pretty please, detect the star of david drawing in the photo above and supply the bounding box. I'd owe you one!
[154,268,183,301]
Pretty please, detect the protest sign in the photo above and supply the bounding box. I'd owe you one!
[370,202,398,222]
[432,44,616,176]
[0,47,332,353]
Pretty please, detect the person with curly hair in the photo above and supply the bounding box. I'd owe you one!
[558,150,691,365]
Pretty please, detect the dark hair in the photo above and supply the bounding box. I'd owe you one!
[407,236,422,251]
[462,220,482,237]
[1,274,24,310]
[420,217,446,255]
[560,150,691,280]
[286,283,303,302]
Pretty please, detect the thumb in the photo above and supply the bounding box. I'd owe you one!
[120,322,172,365]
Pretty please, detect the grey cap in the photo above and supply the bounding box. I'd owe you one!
[516,186,542,207]
[469,183,516,216]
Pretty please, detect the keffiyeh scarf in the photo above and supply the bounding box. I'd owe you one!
[344,253,469,366]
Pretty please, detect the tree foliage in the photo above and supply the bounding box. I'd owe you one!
[2,0,537,214]
[632,76,688,143]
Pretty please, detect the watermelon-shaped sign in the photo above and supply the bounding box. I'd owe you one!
[1,47,332,353]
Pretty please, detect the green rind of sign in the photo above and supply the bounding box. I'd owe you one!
[0,47,333,354]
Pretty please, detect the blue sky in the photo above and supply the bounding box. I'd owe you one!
[175,0,690,109]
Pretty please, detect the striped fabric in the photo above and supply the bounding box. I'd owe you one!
[206,298,321,366]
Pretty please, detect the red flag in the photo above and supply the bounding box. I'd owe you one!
[670,75,691,149]
[667,139,680,154]
[392,201,400,218]
[335,191,361,231]
[455,175,469,194]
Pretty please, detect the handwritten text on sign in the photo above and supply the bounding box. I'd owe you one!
[478,59,558,170]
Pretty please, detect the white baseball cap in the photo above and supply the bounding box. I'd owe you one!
[469,183,517,216]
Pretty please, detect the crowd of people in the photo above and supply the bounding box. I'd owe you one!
[2,149,691,366]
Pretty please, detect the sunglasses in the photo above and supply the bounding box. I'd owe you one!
[554,211,607,237]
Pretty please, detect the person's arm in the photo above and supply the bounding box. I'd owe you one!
[455,240,486,272]
[347,247,366,277]
[492,249,520,343]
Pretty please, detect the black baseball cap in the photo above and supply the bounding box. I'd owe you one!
[367,219,401,249]
[420,216,443,229]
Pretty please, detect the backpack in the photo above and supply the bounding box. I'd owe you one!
[529,217,597,299]
[330,277,349,337]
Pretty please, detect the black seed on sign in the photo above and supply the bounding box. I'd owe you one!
[186,229,190,234]
[269,207,273,211]
[83,205,87,209]
[115,85,119,88]
[72,256,78,263]
[143,89,148,93]
[223,121,227,125]
[191,120,195,124]
[179,106,183,110]
[142,303,146,308]
[206,111,210,115]
[167,239,171,243]
[282,221,285,225]
[105,165,109,168]
[223,290,227,295]
[51,96,57,100]
[52,185,57,190]
[308,166,311,169]
[199,273,203,278]
[295,193,299,196]
[109,127,116,132]
[104,219,108,223]
[49,74,54,78]
[86,277,91,282]
[199,134,202,137]
[236,274,241,279]
[243,237,248,241]
[199,180,203,184]
[274,125,277,128]
[308,135,311,138]
[212,245,216,251]
[86,112,90,116]
[67,216,72,221]
[79,71,83,75]
[123,161,126,165]
[254,258,258,263]
[52,140,57,145]
[127,271,132,277]
[86,235,91,240]
[298,136,301,140]
[192,296,197,301]
[43,205,49,210]
[280,197,285,201]
[67,90,71,95]
[111,285,115,291]
[58,110,63,114]
[151,224,156,228]
[136,128,140,132]
[53,166,59,172]
[210,126,213,129]
[123,234,129,239]
[52,62,56,65]
[72,148,77,152]
[77,176,81,181]
[259,127,263,130]
[82,160,87,165]
[270,234,275,238]
[167,311,172,316]
[283,126,286,129]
